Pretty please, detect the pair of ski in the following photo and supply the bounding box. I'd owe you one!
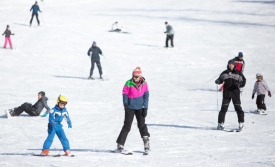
[111,149,149,155]
[88,77,108,81]
[33,154,75,157]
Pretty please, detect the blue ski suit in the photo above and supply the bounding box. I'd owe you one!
[42,105,72,151]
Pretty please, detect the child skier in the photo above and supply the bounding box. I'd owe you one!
[41,95,72,156]
[116,67,150,154]
[252,73,272,114]
[2,25,14,49]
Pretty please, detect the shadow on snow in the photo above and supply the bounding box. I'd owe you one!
[53,75,87,80]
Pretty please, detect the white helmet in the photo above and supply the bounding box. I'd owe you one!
[256,73,263,78]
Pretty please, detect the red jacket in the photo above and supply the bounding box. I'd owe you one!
[231,57,245,72]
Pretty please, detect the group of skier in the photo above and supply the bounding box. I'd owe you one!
[215,52,271,131]
[1,1,41,49]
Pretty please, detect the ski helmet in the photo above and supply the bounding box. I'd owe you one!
[56,95,68,105]
[256,73,263,79]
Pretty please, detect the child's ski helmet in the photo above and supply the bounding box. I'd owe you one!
[256,73,263,79]
[56,95,68,105]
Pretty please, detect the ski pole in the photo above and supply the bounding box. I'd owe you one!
[24,12,31,25]
[41,13,45,26]
[207,74,219,83]
[216,84,218,110]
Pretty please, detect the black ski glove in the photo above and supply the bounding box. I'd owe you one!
[235,82,241,88]
[124,105,128,111]
[142,108,147,118]
[215,79,221,84]
[268,91,272,97]
[252,93,255,99]
[164,32,166,33]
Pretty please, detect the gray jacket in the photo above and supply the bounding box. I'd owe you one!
[33,96,51,114]
[165,25,174,36]
[253,80,271,95]
[87,46,102,61]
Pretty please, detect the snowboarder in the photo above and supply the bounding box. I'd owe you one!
[41,95,72,156]
[87,41,103,79]
[215,60,246,131]
[111,22,122,32]
[219,52,245,91]
[5,91,50,117]
[29,1,42,26]
[164,22,174,48]
[2,25,14,49]
[252,73,271,114]
[116,67,150,153]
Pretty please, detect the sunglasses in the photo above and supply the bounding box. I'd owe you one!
[133,76,140,79]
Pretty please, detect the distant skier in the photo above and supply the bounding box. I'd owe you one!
[5,91,50,117]
[111,22,122,32]
[2,25,14,49]
[215,60,246,131]
[252,73,271,114]
[219,52,245,91]
[87,41,103,79]
[116,67,150,154]
[164,22,174,48]
[41,95,72,156]
[29,1,42,26]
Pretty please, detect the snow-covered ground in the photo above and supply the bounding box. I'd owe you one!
[0,0,275,166]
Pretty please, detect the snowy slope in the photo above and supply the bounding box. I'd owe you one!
[0,0,275,166]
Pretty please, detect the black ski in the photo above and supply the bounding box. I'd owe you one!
[33,154,61,157]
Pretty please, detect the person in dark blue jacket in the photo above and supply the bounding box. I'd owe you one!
[87,41,103,79]
[29,1,42,26]
[41,95,72,156]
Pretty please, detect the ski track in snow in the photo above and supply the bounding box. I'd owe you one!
[0,0,275,166]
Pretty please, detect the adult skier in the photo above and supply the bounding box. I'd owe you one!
[215,60,246,131]
[41,95,72,156]
[5,91,50,117]
[2,25,14,49]
[164,22,174,48]
[30,1,42,26]
[252,73,272,114]
[116,67,150,154]
[87,41,103,79]
[219,52,245,91]
[111,22,122,32]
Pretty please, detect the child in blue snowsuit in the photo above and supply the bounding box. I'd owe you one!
[41,95,72,156]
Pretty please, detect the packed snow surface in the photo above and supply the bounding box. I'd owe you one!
[0,0,275,166]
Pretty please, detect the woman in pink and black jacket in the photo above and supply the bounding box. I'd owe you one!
[116,67,150,153]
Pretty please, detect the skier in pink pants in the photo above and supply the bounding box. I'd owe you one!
[2,25,14,49]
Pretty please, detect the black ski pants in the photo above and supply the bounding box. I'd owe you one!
[165,35,174,47]
[116,108,150,146]
[218,96,244,123]
[90,60,102,77]
[30,13,40,25]
[256,94,266,110]
[14,102,39,116]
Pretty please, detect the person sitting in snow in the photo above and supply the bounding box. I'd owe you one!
[111,22,122,32]
[252,73,271,114]
[5,91,50,117]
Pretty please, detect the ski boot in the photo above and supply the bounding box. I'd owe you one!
[239,122,244,131]
[40,150,49,156]
[64,150,71,156]
[5,108,17,118]
[217,123,224,130]
[116,144,124,153]
[100,75,103,79]
[143,136,150,154]
[88,76,94,80]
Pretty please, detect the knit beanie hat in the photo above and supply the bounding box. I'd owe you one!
[238,52,243,57]
[38,91,45,96]
[228,60,235,66]
[132,67,142,76]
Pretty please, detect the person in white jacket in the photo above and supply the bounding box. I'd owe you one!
[252,73,272,114]
[111,22,122,32]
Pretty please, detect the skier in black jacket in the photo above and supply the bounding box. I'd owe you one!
[215,60,246,131]
[5,91,50,117]
[87,41,103,79]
